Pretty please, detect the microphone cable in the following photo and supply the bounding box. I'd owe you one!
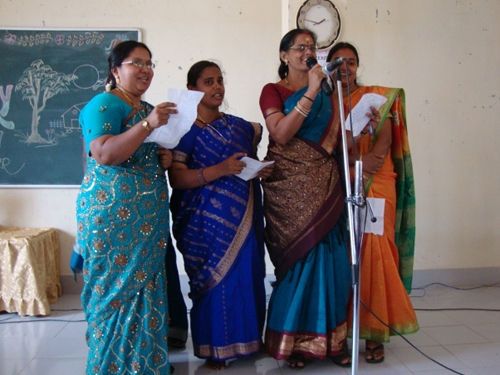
[411,281,500,297]
[359,300,466,375]
[411,281,500,312]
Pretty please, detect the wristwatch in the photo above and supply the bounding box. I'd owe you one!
[141,120,152,132]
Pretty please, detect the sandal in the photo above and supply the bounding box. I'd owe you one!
[205,359,226,370]
[331,340,352,368]
[287,354,309,370]
[365,341,385,364]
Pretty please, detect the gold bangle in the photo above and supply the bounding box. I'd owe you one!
[294,105,307,117]
[296,102,311,114]
[294,104,309,117]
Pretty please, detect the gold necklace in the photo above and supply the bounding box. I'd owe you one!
[196,112,222,125]
[196,114,229,143]
[115,87,142,110]
[196,115,209,125]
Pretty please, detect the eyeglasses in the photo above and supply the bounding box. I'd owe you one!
[121,60,156,70]
[289,44,317,52]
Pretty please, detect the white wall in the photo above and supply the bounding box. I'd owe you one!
[314,0,500,269]
[1,0,499,279]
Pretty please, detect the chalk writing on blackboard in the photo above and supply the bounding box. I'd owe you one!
[0,28,140,186]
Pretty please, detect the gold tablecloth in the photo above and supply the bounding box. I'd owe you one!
[0,227,62,316]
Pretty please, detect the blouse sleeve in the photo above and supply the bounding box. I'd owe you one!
[79,93,130,153]
[172,125,201,165]
[259,83,284,115]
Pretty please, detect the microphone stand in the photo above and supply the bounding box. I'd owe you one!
[333,69,365,375]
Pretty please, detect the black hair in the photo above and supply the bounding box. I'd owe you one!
[186,60,220,87]
[326,41,360,65]
[106,40,152,90]
[278,28,316,79]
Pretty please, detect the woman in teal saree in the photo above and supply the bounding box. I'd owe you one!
[76,41,177,375]
[259,29,352,369]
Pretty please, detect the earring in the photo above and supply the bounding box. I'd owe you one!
[285,60,288,65]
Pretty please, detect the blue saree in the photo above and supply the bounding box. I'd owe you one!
[260,84,351,360]
[171,114,266,361]
[76,92,171,374]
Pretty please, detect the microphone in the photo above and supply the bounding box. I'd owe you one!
[305,57,333,96]
[323,57,345,74]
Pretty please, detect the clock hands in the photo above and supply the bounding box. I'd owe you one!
[304,18,327,26]
[296,0,341,49]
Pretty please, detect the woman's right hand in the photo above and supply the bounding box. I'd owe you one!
[146,102,178,129]
[307,63,325,94]
[219,152,246,176]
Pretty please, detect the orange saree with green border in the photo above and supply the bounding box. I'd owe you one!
[348,86,418,342]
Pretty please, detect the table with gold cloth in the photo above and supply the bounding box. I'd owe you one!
[0,227,62,316]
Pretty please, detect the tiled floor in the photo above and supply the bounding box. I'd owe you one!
[1,283,499,374]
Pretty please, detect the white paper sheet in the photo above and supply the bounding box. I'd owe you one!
[235,157,274,181]
[363,197,385,235]
[346,93,387,137]
[144,88,204,149]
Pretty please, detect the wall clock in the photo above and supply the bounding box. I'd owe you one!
[296,0,341,50]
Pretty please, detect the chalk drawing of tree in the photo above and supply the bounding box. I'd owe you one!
[15,59,77,144]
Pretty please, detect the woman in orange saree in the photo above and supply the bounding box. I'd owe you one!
[327,42,418,363]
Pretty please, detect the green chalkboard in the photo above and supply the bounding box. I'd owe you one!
[0,28,140,186]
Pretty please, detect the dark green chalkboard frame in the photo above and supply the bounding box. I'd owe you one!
[0,28,140,187]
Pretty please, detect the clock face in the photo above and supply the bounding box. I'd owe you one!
[296,0,341,49]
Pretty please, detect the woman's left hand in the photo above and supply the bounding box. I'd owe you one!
[361,106,381,135]
[258,165,274,180]
[158,148,173,169]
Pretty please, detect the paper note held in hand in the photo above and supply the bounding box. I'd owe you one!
[346,93,387,137]
[144,88,204,149]
[236,157,274,181]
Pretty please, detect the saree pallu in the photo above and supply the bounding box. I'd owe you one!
[77,93,171,374]
[171,114,266,361]
[262,87,351,360]
[349,86,418,342]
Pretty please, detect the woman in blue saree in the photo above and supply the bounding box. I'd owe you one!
[169,60,271,369]
[76,41,177,375]
[259,29,352,369]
